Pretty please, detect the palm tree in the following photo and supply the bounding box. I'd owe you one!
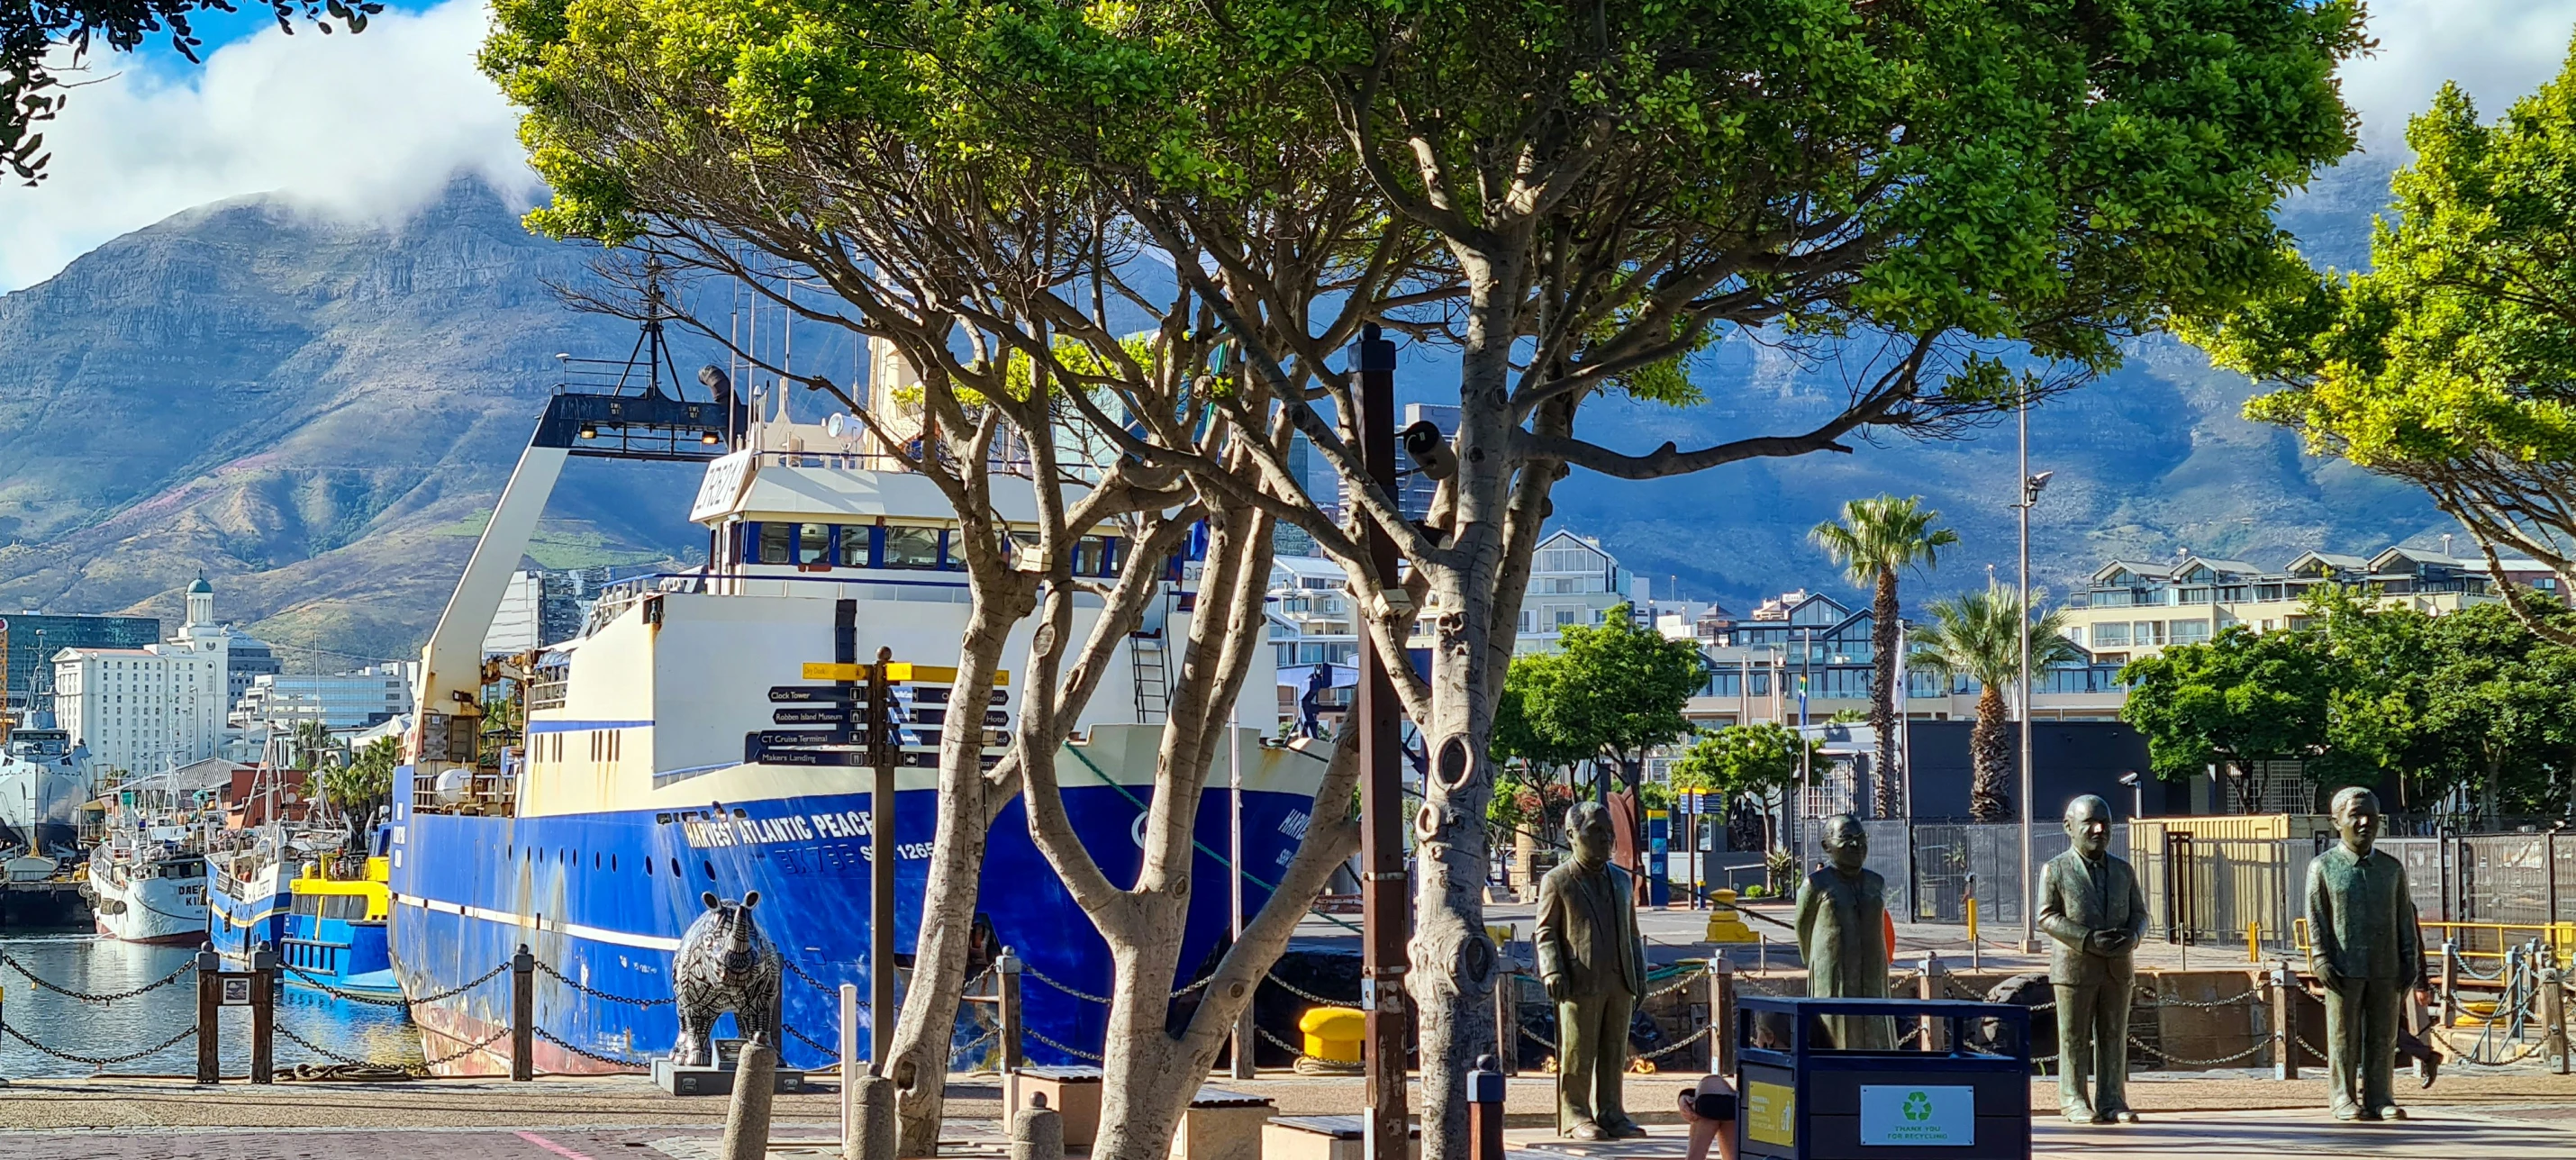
[1906,583,2083,821]
[1811,496,1958,819]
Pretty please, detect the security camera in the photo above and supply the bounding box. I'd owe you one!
[2117,770,2139,787]
[1401,421,1456,482]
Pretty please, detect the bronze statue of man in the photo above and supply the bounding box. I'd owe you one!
[2036,794,2145,1125]
[1794,813,1891,1049]
[2306,786,2424,1122]
[1537,801,1648,1140]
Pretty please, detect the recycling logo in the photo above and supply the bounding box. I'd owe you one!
[1902,1092,1933,1121]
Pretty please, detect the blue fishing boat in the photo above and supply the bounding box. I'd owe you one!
[279,840,401,1001]
[388,316,1322,1074]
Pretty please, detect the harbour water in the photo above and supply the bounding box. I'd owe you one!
[0,929,424,1078]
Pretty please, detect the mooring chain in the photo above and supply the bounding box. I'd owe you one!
[2427,1025,2548,1067]
[405,960,515,1005]
[2,954,195,1003]
[274,1021,422,1074]
[0,1019,196,1066]
[1642,967,1710,1000]
[418,1027,513,1071]
[782,1022,842,1061]
[1023,1025,1104,1063]
[781,956,845,997]
[1632,1025,1714,1061]
[2125,1036,2265,1067]
[1020,964,1111,1005]
[533,1027,657,1069]
[533,961,676,1008]
[279,965,413,1008]
[1261,971,1360,1011]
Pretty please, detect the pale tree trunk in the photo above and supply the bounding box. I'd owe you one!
[887,576,1030,1154]
[1403,317,1557,1160]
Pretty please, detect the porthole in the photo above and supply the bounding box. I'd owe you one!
[703,859,716,881]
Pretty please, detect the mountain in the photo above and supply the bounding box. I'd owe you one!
[0,160,2450,664]
[0,177,727,666]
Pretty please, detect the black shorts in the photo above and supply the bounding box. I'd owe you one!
[1687,1087,1737,1120]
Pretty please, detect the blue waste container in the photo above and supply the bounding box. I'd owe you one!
[1734,996,2032,1160]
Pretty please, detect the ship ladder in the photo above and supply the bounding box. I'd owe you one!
[1129,631,1171,724]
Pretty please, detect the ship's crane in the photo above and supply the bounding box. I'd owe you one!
[407,271,746,794]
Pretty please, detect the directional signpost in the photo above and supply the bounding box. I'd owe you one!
[747,614,1012,1075]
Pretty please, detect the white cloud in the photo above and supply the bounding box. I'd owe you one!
[3,0,2573,295]
[0,0,532,294]
[2340,0,2576,146]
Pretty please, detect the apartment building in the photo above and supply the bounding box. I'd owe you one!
[2064,545,2533,665]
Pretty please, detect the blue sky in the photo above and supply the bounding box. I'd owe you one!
[5,0,2576,294]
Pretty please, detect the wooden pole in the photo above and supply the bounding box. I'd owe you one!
[2271,961,2297,1081]
[1354,323,1410,1160]
[999,949,1025,1107]
[1492,964,1516,1077]
[869,645,896,1074]
[195,948,220,1084]
[512,944,535,1082]
[249,947,276,1084]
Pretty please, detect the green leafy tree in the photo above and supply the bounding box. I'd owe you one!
[1812,496,1958,819]
[322,737,402,831]
[1671,724,1819,859]
[2189,42,2576,647]
[485,0,2363,1147]
[2118,625,2337,814]
[1522,604,1705,804]
[1906,585,2082,820]
[4,0,382,184]
[2412,603,2576,820]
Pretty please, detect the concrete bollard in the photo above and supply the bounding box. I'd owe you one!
[849,1073,895,1160]
[1010,1091,1064,1160]
[721,1038,778,1160]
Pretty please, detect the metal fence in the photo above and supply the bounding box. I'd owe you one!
[1904,823,2122,927]
[2131,834,2317,949]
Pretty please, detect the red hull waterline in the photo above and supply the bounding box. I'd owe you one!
[413,1005,647,1078]
[95,921,206,947]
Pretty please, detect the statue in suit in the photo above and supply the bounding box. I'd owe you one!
[1794,813,1891,1050]
[2036,794,2145,1124]
[1537,801,1648,1140]
[2306,786,2424,1121]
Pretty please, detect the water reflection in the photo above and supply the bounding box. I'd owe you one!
[0,929,422,1077]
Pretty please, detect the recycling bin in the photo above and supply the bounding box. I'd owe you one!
[1734,995,2032,1160]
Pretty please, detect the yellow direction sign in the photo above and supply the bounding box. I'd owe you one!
[801,662,1011,684]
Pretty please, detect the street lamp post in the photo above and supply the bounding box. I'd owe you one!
[2015,404,2053,952]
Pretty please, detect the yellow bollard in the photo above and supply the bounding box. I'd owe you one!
[2248,921,2263,963]
[1965,896,1979,947]
[1704,889,1758,944]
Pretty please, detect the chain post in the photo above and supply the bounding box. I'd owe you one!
[512,945,536,1082]
[1712,956,1737,1074]
[998,948,1025,1112]
[1466,1054,1504,1160]
[249,943,277,1084]
[2442,940,2458,1029]
[195,948,220,1084]
[2546,966,2569,1075]
[1489,962,1515,1077]
[2270,960,2297,1081]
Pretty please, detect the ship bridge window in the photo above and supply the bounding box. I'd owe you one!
[884,526,939,569]
[757,521,798,565]
[840,525,874,568]
[797,523,832,566]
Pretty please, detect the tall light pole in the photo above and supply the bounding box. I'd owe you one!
[2015,404,2054,951]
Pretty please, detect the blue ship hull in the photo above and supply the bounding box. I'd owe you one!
[211,872,292,961]
[387,769,1316,1074]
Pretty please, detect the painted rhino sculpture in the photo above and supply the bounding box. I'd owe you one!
[670,890,783,1067]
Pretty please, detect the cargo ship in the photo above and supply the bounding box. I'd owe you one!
[389,319,1321,1074]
